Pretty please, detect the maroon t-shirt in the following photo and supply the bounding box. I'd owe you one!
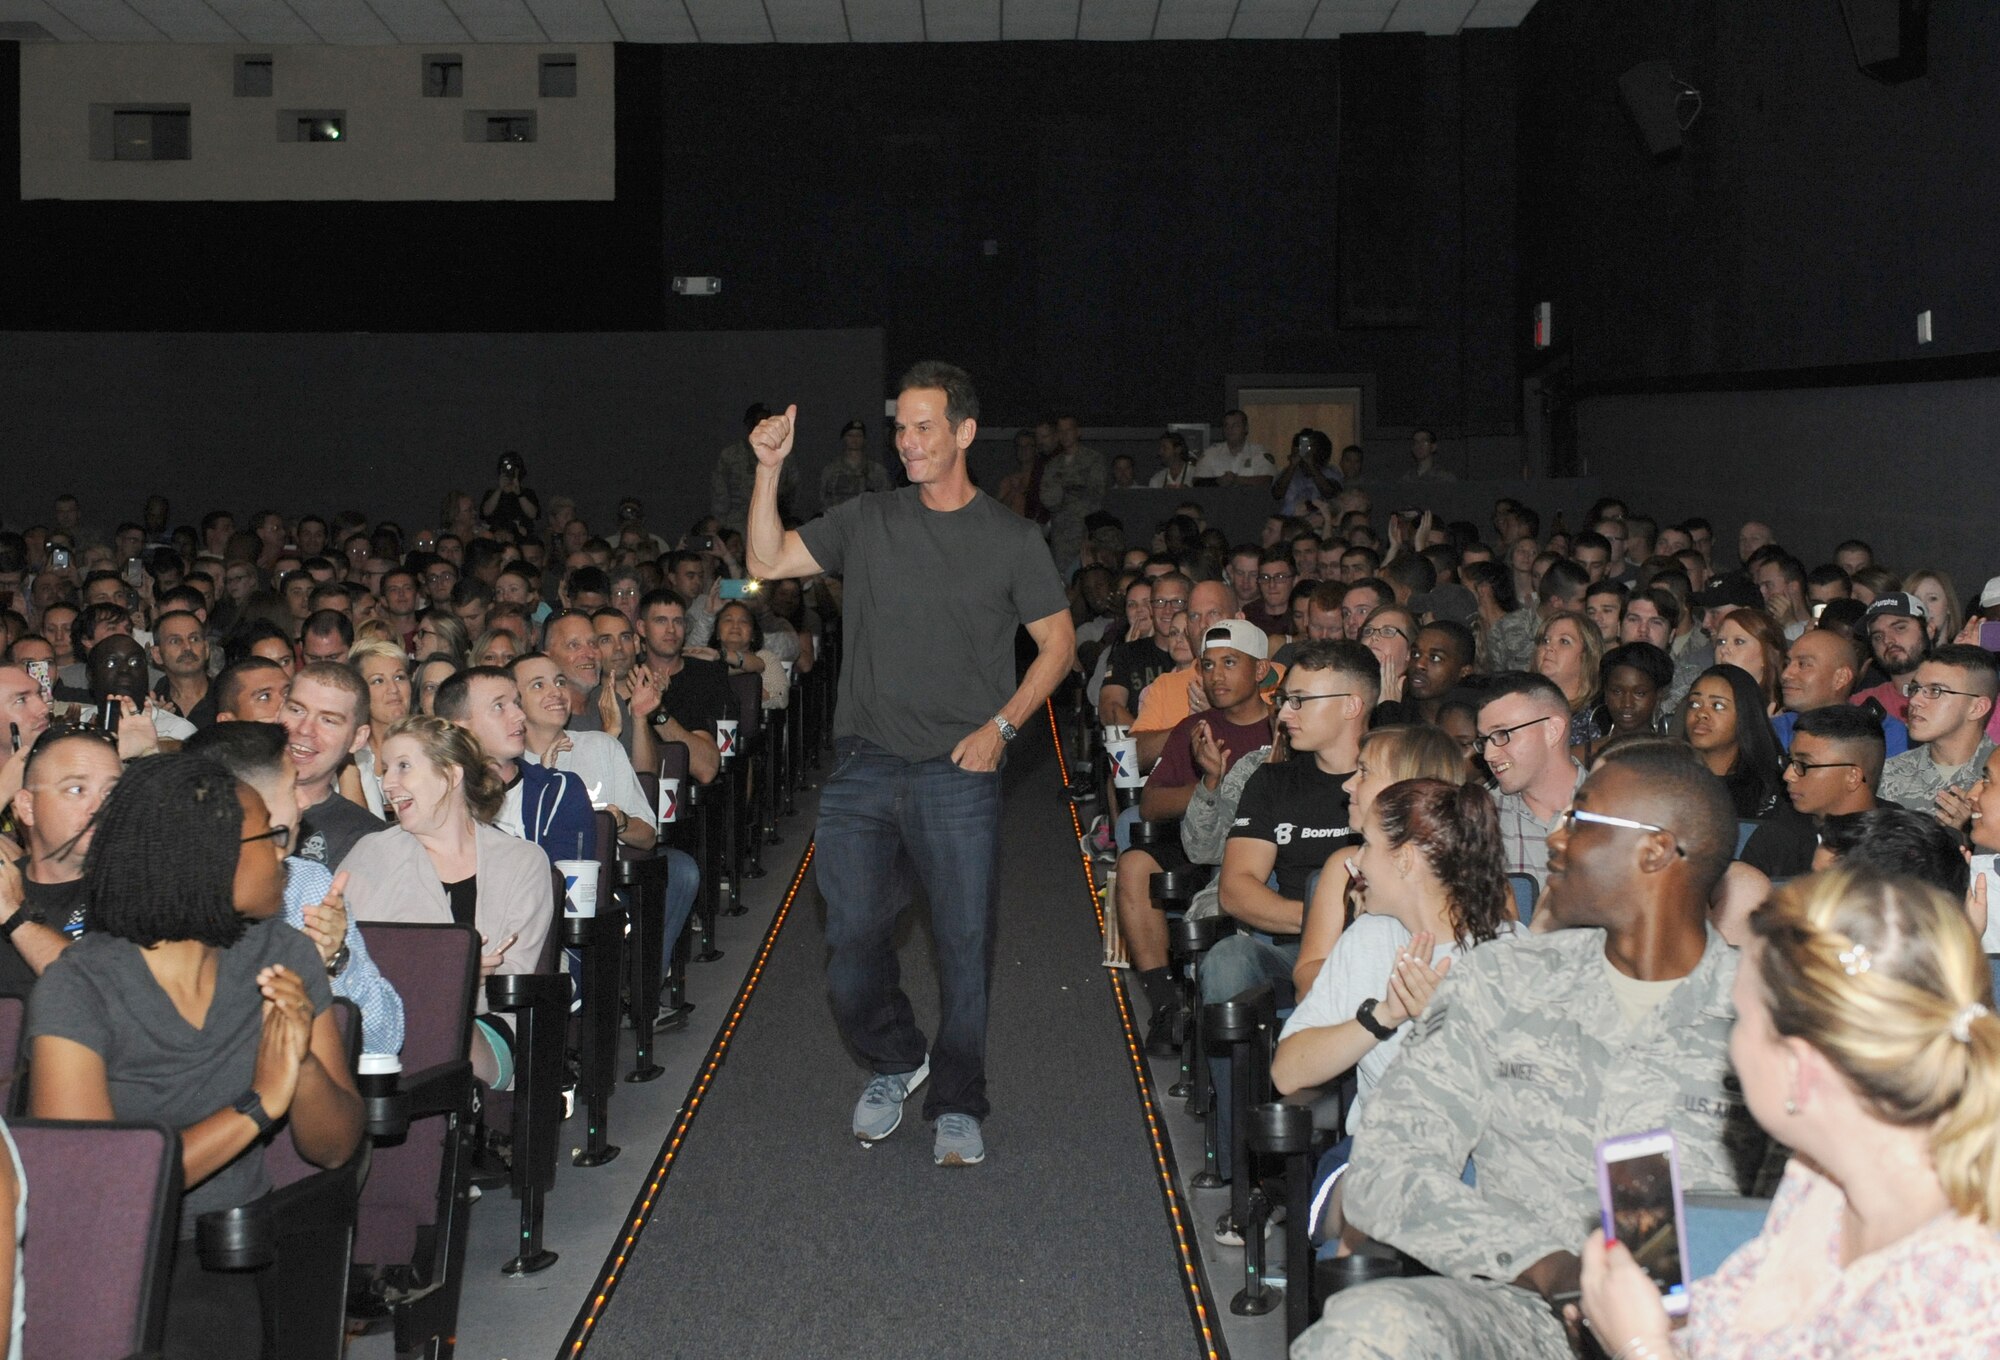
[1148,709,1273,790]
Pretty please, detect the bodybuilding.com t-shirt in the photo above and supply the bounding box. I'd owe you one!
[799,486,1068,764]
[1227,757,1359,903]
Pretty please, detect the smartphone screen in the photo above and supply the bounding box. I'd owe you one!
[23,660,51,704]
[719,579,761,601]
[1597,1130,1690,1315]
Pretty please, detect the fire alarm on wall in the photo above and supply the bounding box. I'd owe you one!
[672,276,722,296]
[1532,302,1553,349]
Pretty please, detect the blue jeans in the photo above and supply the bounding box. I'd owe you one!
[661,846,699,967]
[815,736,1004,1121]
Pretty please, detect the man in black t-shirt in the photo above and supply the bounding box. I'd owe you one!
[2,729,123,988]
[636,589,732,786]
[1203,640,1375,1196]
[1741,705,1890,881]
[1098,573,1187,727]
[281,663,386,872]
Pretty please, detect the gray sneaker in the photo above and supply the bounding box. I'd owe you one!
[852,1058,929,1143]
[933,1113,985,1167]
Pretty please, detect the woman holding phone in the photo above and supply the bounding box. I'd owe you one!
[338,716,552,1089]
[1581,866,2000,1357]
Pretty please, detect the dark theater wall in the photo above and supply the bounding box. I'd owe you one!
[3,35,1521,441]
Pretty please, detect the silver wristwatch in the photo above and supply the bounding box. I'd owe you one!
[993,714,1019,743]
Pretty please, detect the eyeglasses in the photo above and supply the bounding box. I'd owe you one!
[1274,691,1353,712]
[242,824,292,851]
[1475,715,1552,750]
[1151,598,1187,613]
[1903,681,1983,701]
[1556,807,1686,857]
[1257,572,1295,584]
[1785,756,1858,777]
[1359,626,1410,643]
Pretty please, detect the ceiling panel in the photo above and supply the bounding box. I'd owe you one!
[1382,0,1474,33]
[1149,0,1231,41]
[284,0,397,42]
[0,0,92,39]
[519,0,621,39]
[123,0,242,39]
[443,0,547,40]
[923,0,997,40]
[683,0,767,39]
[1460,0,1531,25]
[1304,2,1388,35]
[1227,0,1313,39]
[599,0,695,40]
[842,0,921,40]
[765,0,846,40]
[200,0,319,39]
[1074,0,1144,41]
[42,0,173,39]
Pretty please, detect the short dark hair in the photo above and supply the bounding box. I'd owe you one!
[1383,554,1436,596]
[1286,640,1381,706]
[1592,739,1737,893]
[302,609,354,648]
[224,617,292,664]
[434,665,514,723]
[1818,807,1969,898]
[183,720,289,786]
[563,566,612,600]
[1419,619,1477,668]
[638,587,687,616]
[1477,670,1570,715]
[1600,641,1674,692]
[1538,559,1590,607]
[1928,643,2000,696]
[84,754,251,949]
[897,360,980,426]
[1572,531,1611,557]
[1794,704,1888,783]
[75,602,131,646]
[215,656,287,715]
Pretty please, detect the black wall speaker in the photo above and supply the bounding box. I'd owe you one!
[1839,0,1930,83]
[1617,61,1684,159]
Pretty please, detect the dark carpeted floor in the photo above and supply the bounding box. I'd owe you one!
[583,736,1201,1360]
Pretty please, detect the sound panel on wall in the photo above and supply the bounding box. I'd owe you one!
[1838,0,1930,83]
[1617,61,1684,159]
[1337,33,1428,329]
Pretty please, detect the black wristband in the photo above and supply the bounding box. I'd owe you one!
[1355,997,1397,1041]
[0,907,36,939]
[233,1089,275,1135]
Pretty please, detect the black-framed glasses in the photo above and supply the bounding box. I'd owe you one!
[1556,807,1687,858]
[1359,625,1410,643]
[242,825,292,851]
[1903,680,1983,701]
[1151,598,1187,613]
[1274,691,1353,712]
[1257,572,1296,584]
[1475,715,1553,750]
[1785,756,1858,777]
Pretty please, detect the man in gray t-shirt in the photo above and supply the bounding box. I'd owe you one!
[746,361,1076,1169]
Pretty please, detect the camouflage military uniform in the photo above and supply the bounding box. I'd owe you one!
[1484,605,1540,674]
[1294,927,1768,1360]
[1038,445,1107,572]
[1179,746,1272,919]
[1879,737,1996,815]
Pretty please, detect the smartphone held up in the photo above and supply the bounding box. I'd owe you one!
[1596,1128,1692,1317]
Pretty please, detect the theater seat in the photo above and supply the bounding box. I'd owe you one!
[13,1117,180,1360]
[0,994,23,1116]
[1685,1191,1771,1280]
[1507,873,1538,927]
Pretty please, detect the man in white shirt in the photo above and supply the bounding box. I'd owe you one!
[1148,432,1196,489]
[1193,410,1275,485]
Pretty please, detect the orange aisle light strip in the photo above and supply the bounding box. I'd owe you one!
[1045,698,1225,1360]
[561,838,818,1357]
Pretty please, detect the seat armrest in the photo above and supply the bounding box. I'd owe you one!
[485,974,569,1013]
[398,1059,475,1121]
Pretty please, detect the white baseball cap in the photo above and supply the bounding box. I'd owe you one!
[1201,619,1269,661]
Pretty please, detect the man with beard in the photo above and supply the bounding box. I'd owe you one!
[1854,592,1929,722]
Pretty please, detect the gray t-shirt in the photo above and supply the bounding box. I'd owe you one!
[26,918,334,1237]
[798,485,1068,763]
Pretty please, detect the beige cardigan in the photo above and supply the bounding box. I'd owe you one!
[337,822,556,1005]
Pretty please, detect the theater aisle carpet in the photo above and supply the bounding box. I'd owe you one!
[575,735,1204,1359]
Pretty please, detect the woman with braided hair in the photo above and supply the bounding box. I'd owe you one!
[1583,866,2000,1358]
[26,753,363,1358]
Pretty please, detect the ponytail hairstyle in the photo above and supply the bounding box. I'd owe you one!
[1371,778,1510,947]
[1750,866,2000,1226]
[383,714,506,825]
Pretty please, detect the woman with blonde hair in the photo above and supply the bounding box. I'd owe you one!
[339,716,552,1088]
[1294,725,1470,995]
[1581,866,2000,1357]
[343,637,411,817]
[1903,568,1962,650]
[1535,608,1606,745]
